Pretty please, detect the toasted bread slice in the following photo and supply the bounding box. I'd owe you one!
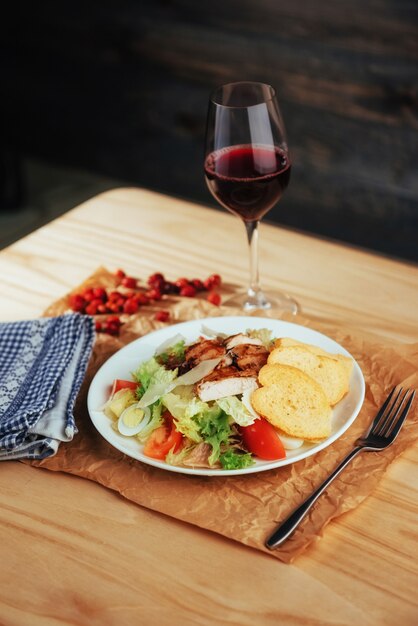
[274,337,353,379]
[267,345,350,405]
[252,364,332,440]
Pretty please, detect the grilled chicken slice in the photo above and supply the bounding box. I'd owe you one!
[224,333,263,350]
[183,339,226,371]
[230,344,269,371]
[197,366,258,402]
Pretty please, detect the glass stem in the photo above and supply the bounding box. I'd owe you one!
[245,220,261,297]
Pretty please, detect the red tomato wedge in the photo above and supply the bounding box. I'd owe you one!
[143,411,183,460]
[111,379,139,395]
[240,418,286,460]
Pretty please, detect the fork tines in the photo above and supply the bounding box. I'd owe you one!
[374,387,415,438]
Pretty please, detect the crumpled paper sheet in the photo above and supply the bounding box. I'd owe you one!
[28,268,418,563]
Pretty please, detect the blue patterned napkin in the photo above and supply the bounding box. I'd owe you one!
[0,313,95,460]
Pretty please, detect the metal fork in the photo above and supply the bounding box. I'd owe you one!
[266,386,415,550]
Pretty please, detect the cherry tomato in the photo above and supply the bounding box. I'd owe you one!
[143,412,183,460]
[240,418,286,460]
[110,379,139,395]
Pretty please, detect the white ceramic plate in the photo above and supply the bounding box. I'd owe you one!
[87,316,365,476]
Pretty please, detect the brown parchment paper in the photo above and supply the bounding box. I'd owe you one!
[27,268,418,563]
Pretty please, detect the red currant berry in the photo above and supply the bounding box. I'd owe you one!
[175,278,190,289]
[191,279,205,291]
[207,292,221,306]
[147,273,165,286]
[92,287,107,302]
[82,288,96,303]
[146,288,162,301]
[180,285,196,297]
[154,310,170,322]
[121,276,137,289]
[123,298,139,315]
[134,293,149,305]
[69,293,86,312]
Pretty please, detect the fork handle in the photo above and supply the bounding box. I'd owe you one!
[266,446,363,550]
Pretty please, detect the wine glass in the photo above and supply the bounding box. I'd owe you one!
[204,81,299,314]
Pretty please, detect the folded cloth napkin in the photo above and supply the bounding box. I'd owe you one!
[0,313,95,460]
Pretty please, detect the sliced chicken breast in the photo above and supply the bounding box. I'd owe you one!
[197,366,258,402]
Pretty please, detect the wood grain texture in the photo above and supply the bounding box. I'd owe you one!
[0,188,417,626]
[2,1,418,260]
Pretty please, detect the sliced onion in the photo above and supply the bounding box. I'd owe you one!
[154,333,186,356]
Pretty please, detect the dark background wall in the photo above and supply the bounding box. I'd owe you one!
[2,1,418,261]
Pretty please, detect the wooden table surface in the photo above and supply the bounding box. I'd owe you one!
[1,188,417,626]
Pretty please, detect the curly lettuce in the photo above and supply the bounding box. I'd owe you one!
[246,327,275,349]
[219,449,254,470]
[135,402,164,443]
[133,357,178,407]
[161,390,207,443]
[156,340,186,366]
[195,407,233,465]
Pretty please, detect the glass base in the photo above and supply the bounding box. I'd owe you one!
[223,289,300,315]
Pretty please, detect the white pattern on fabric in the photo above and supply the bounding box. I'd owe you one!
[0,313,95,460]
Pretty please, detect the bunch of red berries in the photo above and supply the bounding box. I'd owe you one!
[68,269,222,335]
[146,272,221,305]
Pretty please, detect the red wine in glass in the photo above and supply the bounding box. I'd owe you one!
[204,145,291,222]
[204,82,299,313]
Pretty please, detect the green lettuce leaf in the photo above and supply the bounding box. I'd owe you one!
[219,449,254,470]
[165,444,196,466]
[133,357,178,406]
[161,391,207,443]
[133,357,162,397]
[136,402,164,443]
[156,340,186,366]
[215,396,255,427]
[195,407,233,465]
[246,328,275,349]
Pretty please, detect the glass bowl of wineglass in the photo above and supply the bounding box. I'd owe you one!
[204,81,299,314]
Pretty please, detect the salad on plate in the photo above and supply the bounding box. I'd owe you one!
[103,326,318,470]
